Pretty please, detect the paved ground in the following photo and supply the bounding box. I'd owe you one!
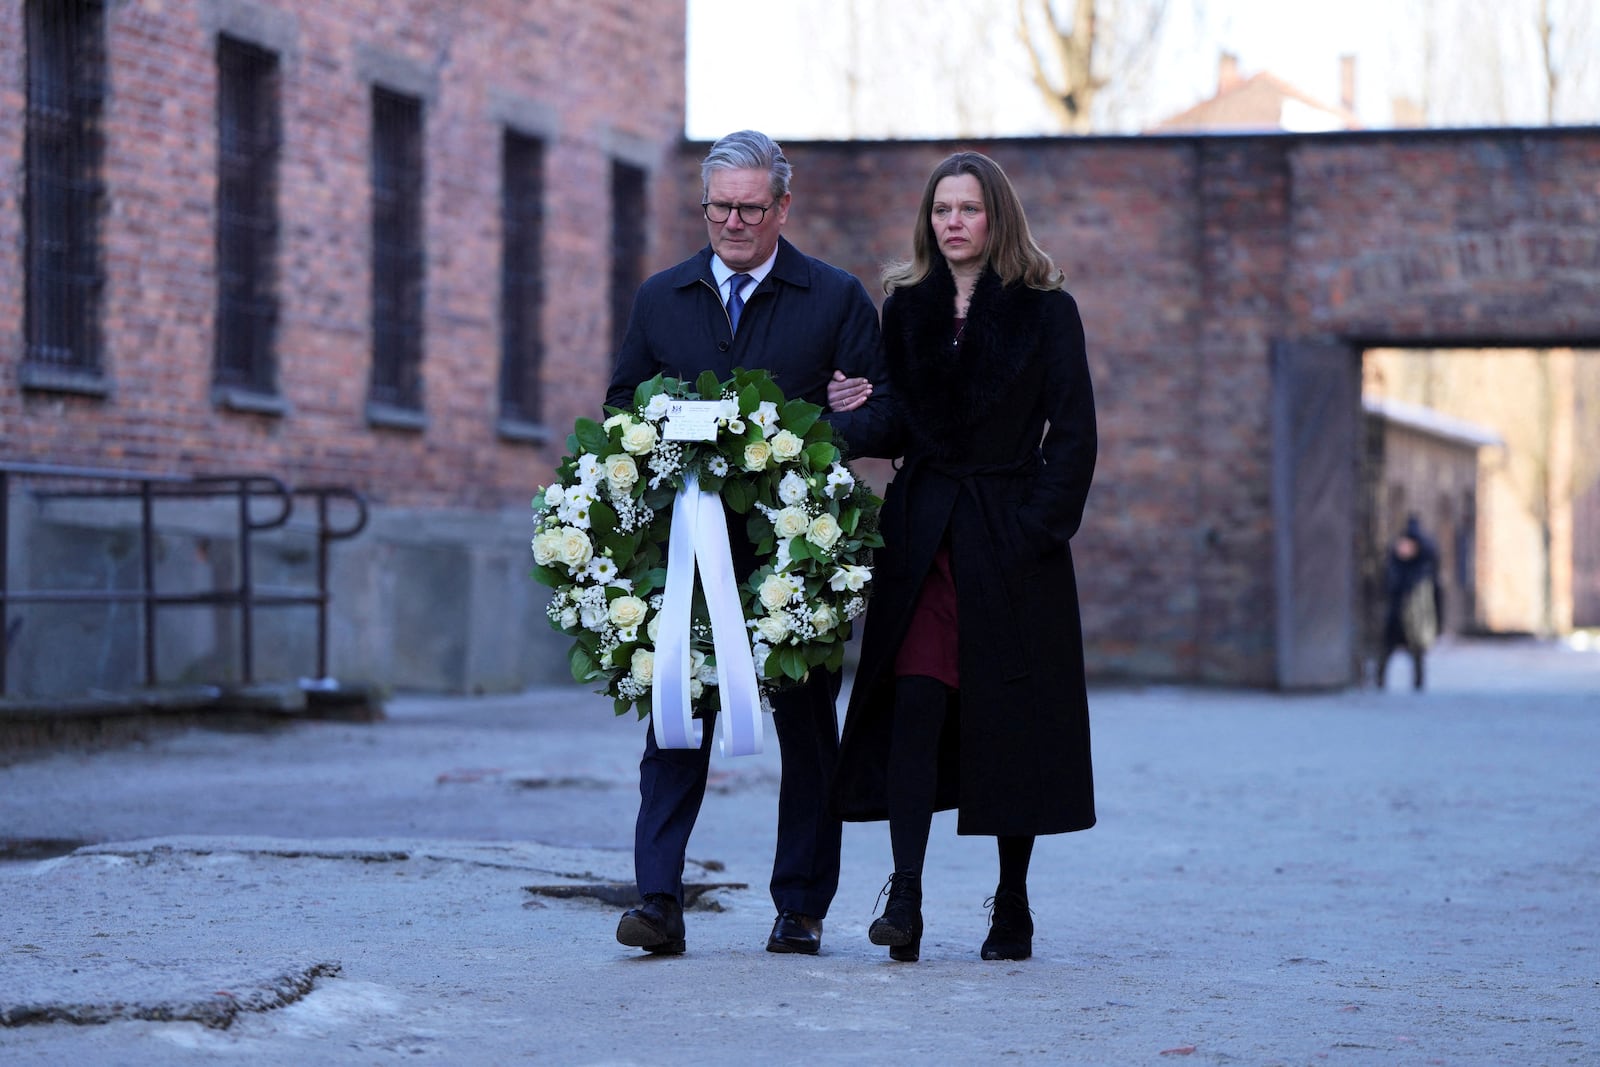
[1,637,1596,1065]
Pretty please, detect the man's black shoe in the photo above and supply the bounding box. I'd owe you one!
[765,910,823,954]
[616,893,686,955]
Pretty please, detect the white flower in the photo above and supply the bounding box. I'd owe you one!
[576,454,603,486]
[807,513,841,550]
[756,614,791,643]
[829,565,871,592]
[751,401,780,438]
[532,530,563,567]
[580,598,610,631]
[810,604,839,633]
[621,421,658,456]
[773,506,810,540]
[603,413,631,431]
[706,455,730,477]
[752,641,771,675]
[717,398,740,422]
[644,393,672,419]
[690,678,704,700]
[630,648,655,687]
[559,607,579,629]
[558,527,594,569]
[608,595,648,630]
[727,418,746,435]
[771,430,804,462]
[582,556,618,584]
[825,464,856,498]
[778,471,809,505]
[742,440,772,471]
[647,613,661,642]
[543,483,566,508]
[603,453,639,495]
[695,658,718,686]
[758,573,795,612]
[773,538,794,573]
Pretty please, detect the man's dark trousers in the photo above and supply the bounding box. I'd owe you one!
[634,668,843,918]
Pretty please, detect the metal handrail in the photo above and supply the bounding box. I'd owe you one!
[0,462,369,695]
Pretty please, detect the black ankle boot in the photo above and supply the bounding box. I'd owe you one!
[981,888,1033,960]
[868,872,923,962]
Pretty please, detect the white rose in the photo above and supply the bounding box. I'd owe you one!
[558,527,594,568]
[647,613,661,643]
[630,648,655,686]
[771,430,804,462]
[644,394,672,419]
[559,607,579,629]
[580,599,609,631]
[807,513,842,550]
[758,573,794,612]
[621,421,658,456]
[773,506,811,540]
[532,530,563,566]
[543,483,566,508]
[608,595,648,630]
[778,470,809,505]
[603,453,639,494]
[603,413,630,431]
[742,440,772,471]
[756,615,791,643]
[810,604,839,632]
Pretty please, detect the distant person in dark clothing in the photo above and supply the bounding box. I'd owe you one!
[1378,514,1444,691]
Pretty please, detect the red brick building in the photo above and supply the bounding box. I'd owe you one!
[4,2,1598,696]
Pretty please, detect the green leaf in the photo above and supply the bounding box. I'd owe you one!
[724,477,756,514]
[824,641,846,673]
[778,646,807,681]
[633,374,666,412]
[569,646,600,682]
[738,383,760,415]
[696,369,723,400]
[779,400,821,437]
[806,441,838,468]
[531,563,567,589]
[574,417,610,456]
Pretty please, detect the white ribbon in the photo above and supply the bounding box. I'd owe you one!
[651,471,765,757]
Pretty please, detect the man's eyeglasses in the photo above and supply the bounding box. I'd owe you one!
[702,201,773,225]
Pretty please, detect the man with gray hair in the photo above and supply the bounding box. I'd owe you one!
[607,129,894,956]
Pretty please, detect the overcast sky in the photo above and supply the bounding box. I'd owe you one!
[686,0,1596,139]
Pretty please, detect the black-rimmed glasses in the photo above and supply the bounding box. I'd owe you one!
[702,201,773,225]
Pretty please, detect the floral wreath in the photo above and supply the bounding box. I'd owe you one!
[531,368,882,719]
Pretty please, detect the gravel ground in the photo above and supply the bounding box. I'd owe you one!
[1,637,1596,1065]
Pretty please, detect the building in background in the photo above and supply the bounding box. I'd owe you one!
[1,0,683,696]
[1148,52,1363,133]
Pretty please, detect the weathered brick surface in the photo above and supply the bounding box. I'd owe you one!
[0,0,685,508]
[4,1,1597,688]
[678,131,1600,684]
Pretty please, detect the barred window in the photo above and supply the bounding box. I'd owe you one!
[215,36,281,399]
[499,131,545,427]
[369,87,425,417]
[610,161,649,362]
[22,0,107,389]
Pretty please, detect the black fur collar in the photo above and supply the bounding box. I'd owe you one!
[887,258,1043,456]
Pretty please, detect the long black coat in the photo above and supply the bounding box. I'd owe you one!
[832,260,1098,836]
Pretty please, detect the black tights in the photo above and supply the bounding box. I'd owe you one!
[886,675,1034,896]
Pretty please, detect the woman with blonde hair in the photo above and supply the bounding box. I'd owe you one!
[831,151,1098,962]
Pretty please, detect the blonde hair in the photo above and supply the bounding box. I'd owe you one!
[883,151,1063,294]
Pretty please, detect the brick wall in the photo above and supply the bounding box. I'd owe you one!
[0,0,686,509]
[5,1,1598,691]
[669,130,1600,684]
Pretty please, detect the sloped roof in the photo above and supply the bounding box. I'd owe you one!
[1149,70,1363,133]
[1363,396,1504,449]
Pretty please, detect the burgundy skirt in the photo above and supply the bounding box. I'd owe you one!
[892,543,959,688]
